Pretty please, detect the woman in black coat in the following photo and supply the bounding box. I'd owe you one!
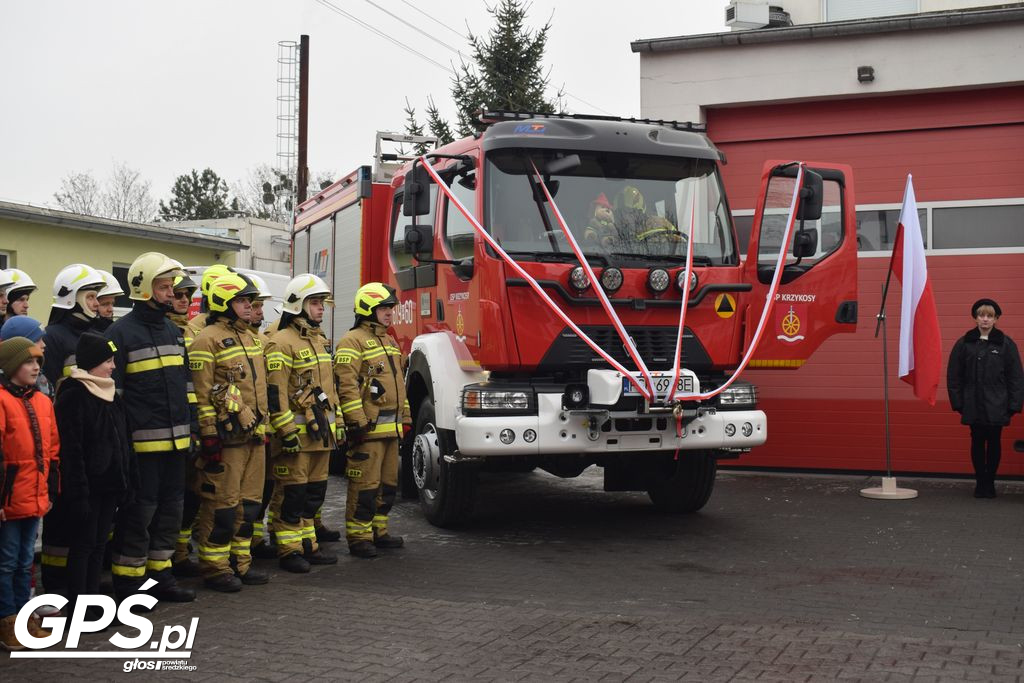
[947,299,1024,498]
[54,332,136,610]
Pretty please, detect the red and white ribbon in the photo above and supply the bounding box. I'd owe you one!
[529,160,655,401]
[419,156,653,399]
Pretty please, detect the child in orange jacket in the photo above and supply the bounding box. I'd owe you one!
[0,337,60,651]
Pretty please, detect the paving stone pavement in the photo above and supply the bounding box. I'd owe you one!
[2,469,1022,681]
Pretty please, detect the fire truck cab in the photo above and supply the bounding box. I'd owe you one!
[294,112,858,527]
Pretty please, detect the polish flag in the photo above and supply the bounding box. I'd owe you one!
[891,175,941,405]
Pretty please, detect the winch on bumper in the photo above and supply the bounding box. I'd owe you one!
[453,369,766,456]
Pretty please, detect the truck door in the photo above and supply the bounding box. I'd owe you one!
[387,182,437,344]
[741,161,858,367]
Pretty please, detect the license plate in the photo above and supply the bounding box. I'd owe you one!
[622,373,694,398]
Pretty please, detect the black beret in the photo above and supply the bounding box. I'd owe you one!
[971,298,1002,317]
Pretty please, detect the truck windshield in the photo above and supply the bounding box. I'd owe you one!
[485,150,737,266]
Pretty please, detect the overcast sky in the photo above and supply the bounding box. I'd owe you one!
[0,1,726,211]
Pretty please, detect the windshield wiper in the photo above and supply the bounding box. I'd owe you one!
[504,250,608,266]
[612,252,714,266]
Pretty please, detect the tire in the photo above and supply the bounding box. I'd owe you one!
[412,398,478,527]
[646,450,717,513]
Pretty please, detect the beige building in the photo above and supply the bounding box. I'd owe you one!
[0,201,243,323]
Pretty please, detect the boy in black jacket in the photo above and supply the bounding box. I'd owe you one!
[54,332,136,612]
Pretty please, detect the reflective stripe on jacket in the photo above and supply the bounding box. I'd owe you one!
[265,317,338,451]
[334,320,410,440]
[190,317,269,443]
[108,302,197,454]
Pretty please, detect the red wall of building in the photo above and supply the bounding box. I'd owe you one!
[707,86,1024,476]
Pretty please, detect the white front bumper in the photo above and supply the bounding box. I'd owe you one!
[454,393,766,456]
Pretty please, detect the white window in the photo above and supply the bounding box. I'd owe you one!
[0,251,10,269]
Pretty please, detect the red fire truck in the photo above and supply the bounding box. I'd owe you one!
[293,111,858,527]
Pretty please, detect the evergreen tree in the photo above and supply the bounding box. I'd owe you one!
[159,168,233,220]
[405,0,562,141]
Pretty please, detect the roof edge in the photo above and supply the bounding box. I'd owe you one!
[631,5,1024,53]
[0,201,247,251]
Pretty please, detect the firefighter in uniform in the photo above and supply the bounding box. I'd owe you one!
[189,273,270,591]
[335,283,411,558]
[42,263,106,387]
[244,274,279,558]
[166,274,203,577]
[39,263,106,596]
[264,274,340,573]
[93,269,125,332]
[107,252,196,603]
[186,264,233,341]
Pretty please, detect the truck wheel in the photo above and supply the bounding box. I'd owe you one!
[411,398,478,527]
[646,450,716,513]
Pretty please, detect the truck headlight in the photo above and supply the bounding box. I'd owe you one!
[716,382,758,409]
[461,386,536,416]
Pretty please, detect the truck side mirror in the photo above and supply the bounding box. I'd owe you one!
[792,229,818,259]
[404,223,433,254]
[403,164,432,217]
[796,170,823,222]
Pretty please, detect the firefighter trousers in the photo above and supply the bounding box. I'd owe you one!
[194,441,265,578]
[270,448,330,557]
[110,452,186,599]
[172,463,201,564]
[345,438,399,543]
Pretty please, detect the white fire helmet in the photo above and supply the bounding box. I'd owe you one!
[96,269,126,299]
[281,274,331,316]
[52,264,106,311]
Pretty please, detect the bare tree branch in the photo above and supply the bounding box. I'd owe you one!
[53,171,102,216]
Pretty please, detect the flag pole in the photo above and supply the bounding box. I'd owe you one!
[861,214,918,500]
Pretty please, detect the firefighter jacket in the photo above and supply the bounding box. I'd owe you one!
[107,302,198,455]
[189,317,269,445]
[42,311,94,386]
[168,313,198,407]
[265,317,338,451]
[0,379,60,521]
[168,313,194,347]
[335,320,410,440]
[186,312,208,342]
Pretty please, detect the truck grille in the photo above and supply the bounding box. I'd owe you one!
[537,326,712,372]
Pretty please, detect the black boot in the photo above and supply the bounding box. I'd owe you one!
[373,533,404,549]
[348,540,378,559]
[235,567,271,585]
[251,540,278,560]
[172,558,201,578]
[303,549,338,565]
[151,581,196,603]
[279,552,310,574]
[315,524,342,543]
[204,573,242,593]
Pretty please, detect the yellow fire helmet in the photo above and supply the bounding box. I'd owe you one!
[127,252,186,302]
[282,274,331,316]
[354,282,398,318]
[200,264,234,297]
[207,273,259,313]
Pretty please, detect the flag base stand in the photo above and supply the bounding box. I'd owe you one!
[860,476,918,500]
